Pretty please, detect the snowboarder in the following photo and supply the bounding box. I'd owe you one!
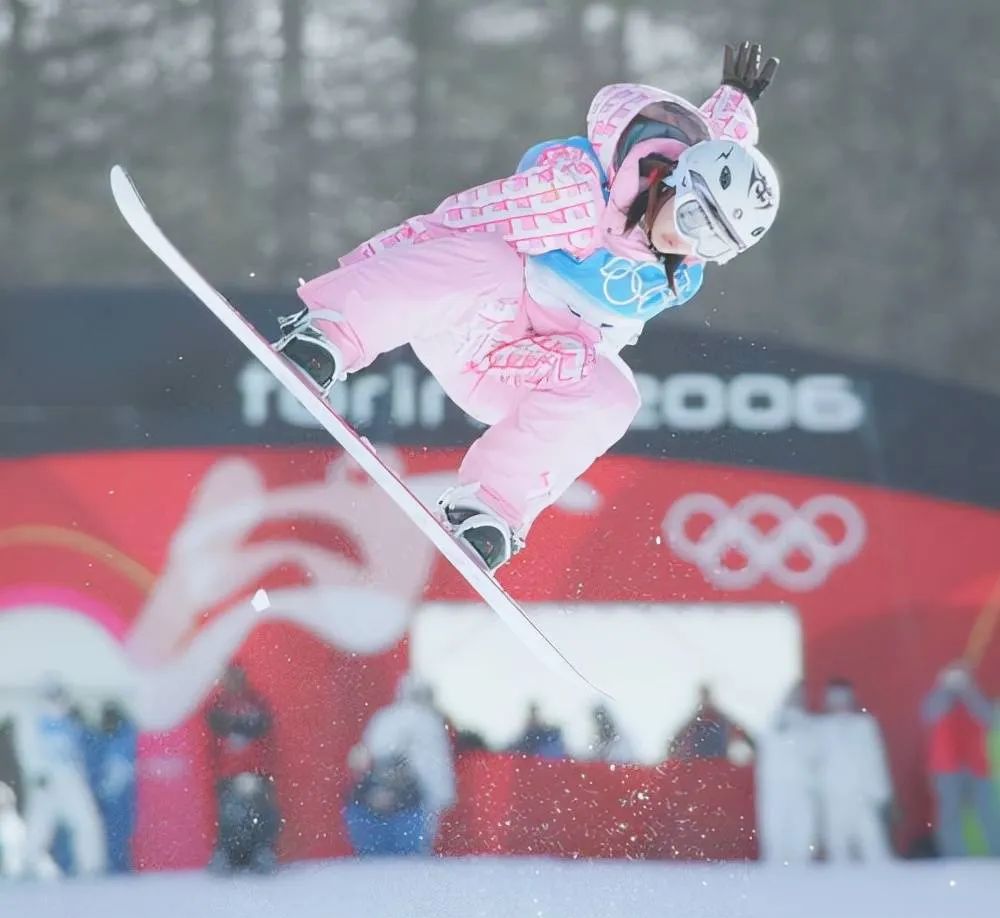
[275,41,780,572]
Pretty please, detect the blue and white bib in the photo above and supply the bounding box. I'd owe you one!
[517,137,704,324]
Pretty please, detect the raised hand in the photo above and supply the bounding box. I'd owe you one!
[723,41,780,102]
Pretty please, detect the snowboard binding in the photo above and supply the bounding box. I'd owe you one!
[273,306,344,396]
[438,486,523,573]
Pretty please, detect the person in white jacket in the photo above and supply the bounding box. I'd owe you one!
[11,683,106,877]
[360,674,456,852]
[813,678,893,861]
[587,704,636,764]
[754,682,819,864]
[0,782,28,878]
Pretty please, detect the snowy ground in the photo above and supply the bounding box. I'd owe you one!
[4,857,998,918]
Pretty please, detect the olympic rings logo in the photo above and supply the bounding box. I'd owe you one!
[600,257,671,313]
[663,493,866,592]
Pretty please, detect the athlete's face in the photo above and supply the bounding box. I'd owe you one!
[649,195,694,257]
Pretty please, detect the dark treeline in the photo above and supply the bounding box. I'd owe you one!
[1,0,996,391]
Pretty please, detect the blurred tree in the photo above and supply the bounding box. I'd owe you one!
[407,0,436,207]
[654,0,1000,391]
[272,0,313,279]
[0,0,37,275]
[206,0,239,191]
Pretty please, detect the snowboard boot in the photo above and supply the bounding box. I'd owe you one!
[438,486,523,573]
[273,306,344,396]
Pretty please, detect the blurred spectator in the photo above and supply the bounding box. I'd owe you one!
[210,772,280,874]
[206,664,278,871]
[0,718,20,796]
[0,782,28,878]
[206,664,274,781]
[754,682,818,863]
[587,704,636,764]
[343,748,425,856]
[814,677,893,861]
[47,705,86,875]
[992,699,1000,785]
[83,702,138,873]
[921,661,1000,857]
[510,702,567,759]
[453,728,489,753]
[359,674,456,852]
[18,682,106,877]
[669,685,753,760]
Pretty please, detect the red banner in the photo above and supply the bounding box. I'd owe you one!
[1,446,998,862]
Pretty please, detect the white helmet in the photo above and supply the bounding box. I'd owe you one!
[665,139,780,265]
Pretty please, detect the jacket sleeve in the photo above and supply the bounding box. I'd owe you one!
[957,682,996,725]
[699,84,760,147]
[920,685,959,724]
[340,143,606,265]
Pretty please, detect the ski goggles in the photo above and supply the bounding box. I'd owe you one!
[672,171,747,265]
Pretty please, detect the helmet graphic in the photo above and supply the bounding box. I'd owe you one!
[664,140,780,265]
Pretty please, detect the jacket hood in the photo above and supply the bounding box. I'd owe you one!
[586,83,713,186]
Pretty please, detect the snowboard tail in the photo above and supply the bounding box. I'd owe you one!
[109,165,605,696]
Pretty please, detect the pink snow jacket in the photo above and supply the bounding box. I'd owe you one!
[341,83,758,268]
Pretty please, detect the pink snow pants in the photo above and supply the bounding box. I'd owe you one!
[297,233,641,537]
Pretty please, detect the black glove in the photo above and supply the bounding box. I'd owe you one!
[722,41,779,102]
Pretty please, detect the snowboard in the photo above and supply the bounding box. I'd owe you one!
[109,165,604,696]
